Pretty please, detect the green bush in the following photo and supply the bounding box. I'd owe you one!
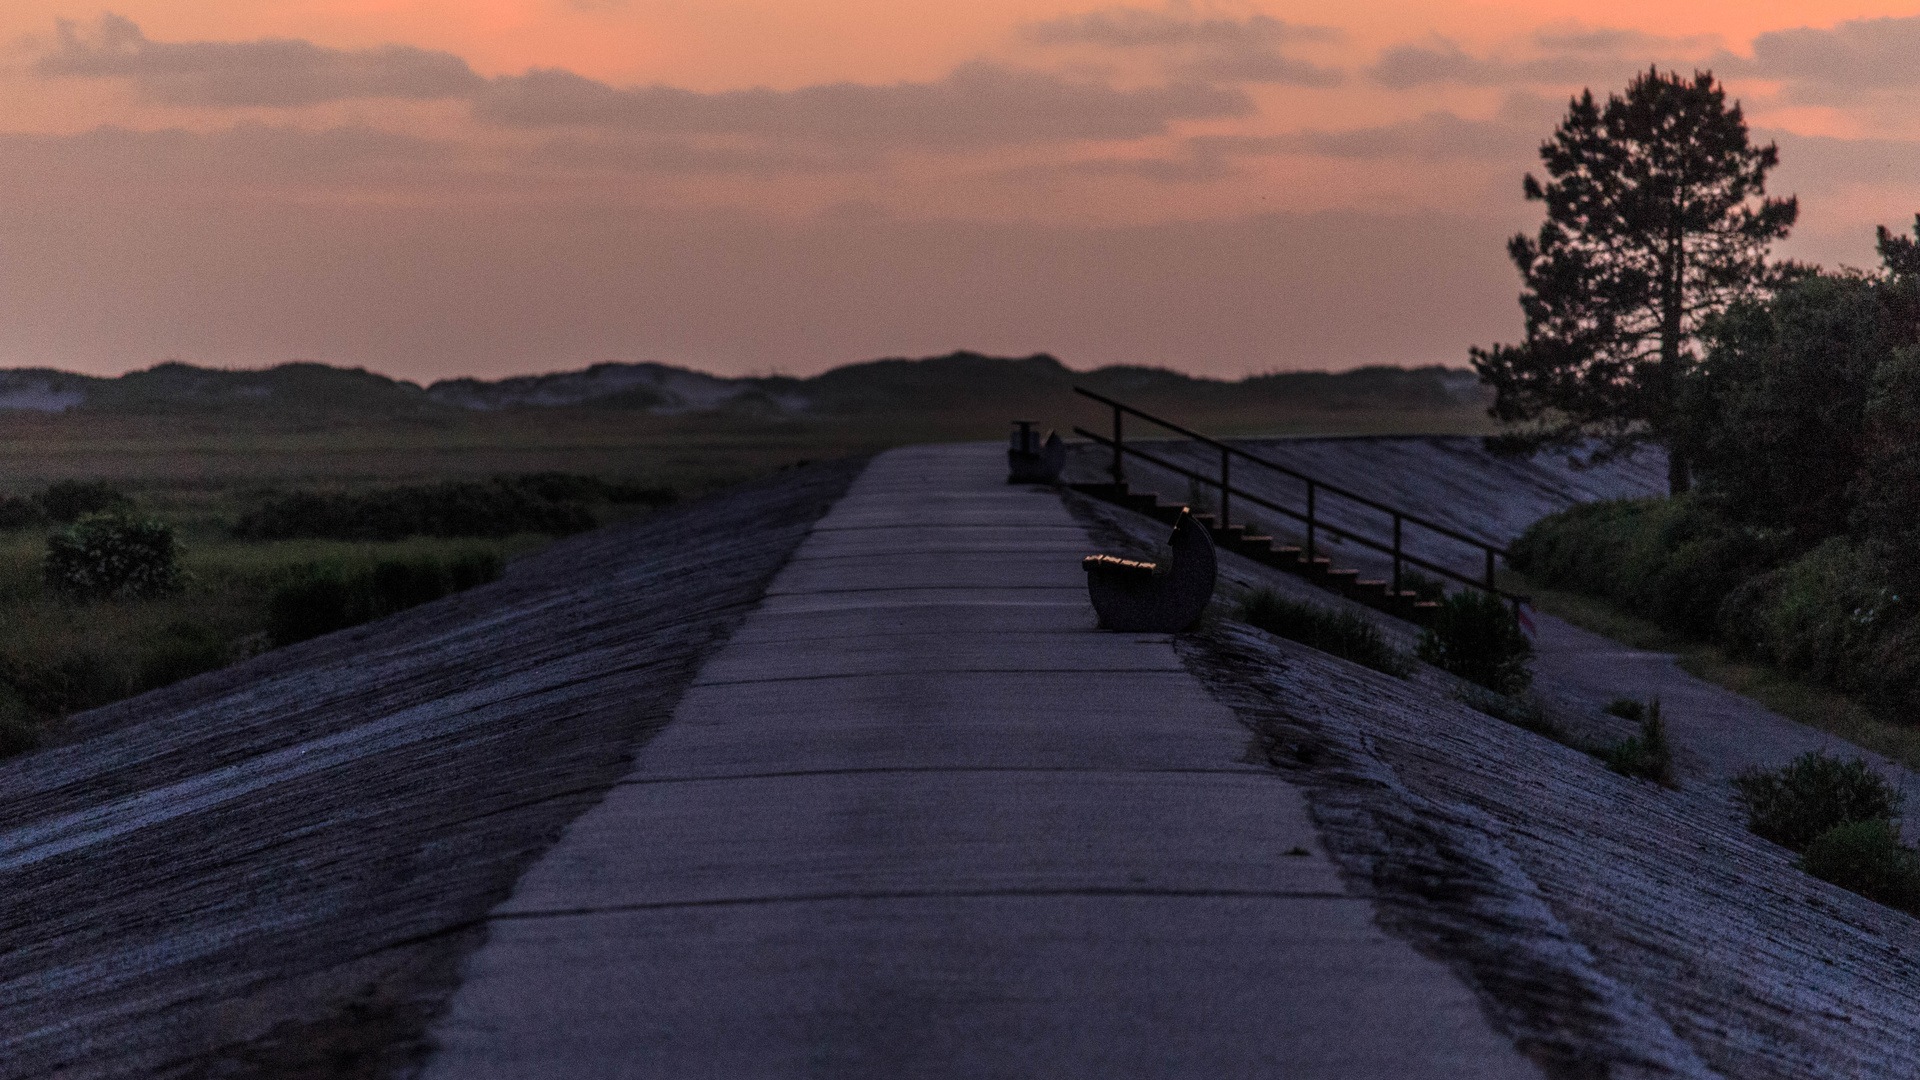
[44,515,184,601]
[1416,590,1533,694]
[1507,496,1792,637]
[1713,538,1920,718]
[1599,698,1675,786]
[38,479,128,524]
[268,551,502,646]
[1240,588,1412,677]
[1684,273,1902,539]
[1799,819,1920,912]
[1731,751,1906,851]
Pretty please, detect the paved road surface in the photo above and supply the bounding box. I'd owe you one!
[423,443,1540,1079]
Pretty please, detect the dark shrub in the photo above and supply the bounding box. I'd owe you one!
[234,477,603,541]
[268,551,502,647]
[1603,698,1644,721]
[1398,568,1447,603]
[1507,496,1792,637]
[1599,699,1675,786]
[448,550,502,591]
[1732,751,1906,851]
[1417,590,1533,694]
[38,479,128,524]
[137,621,231,691]
[45,515,183,601]
[1452,683,1563,740]
[368,559,450,612]
[513,472,676,507]
[0,649,128,718]
[0,715,33,757]
[1240,588,1411,676]
[268,571,356,646]
[1799,819,1920,911]
[0,689,35,757]
[0,496,43,530]
[1684,274,1902,539]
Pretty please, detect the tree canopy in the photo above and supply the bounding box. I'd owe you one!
[1472,68,1798,493]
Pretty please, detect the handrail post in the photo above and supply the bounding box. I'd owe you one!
[1219,447,1230,530]
[1392,514,1403,595]
[1306,480,1317,563]
[1110,405,1124,485]
[1485,548,1496,591]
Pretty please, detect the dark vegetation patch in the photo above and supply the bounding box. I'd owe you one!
[1799,820,1920,912]
[0,473,670,760]
[1450,683,1563,741]
[233,474,675,542]
[0,478,131,531]
[1416,590,1533,695]
[268,552,501,646]
[1238,587,1411,676]
[1596,698,1675,786]
[45,516,183,601]
[1732,751,1905,851]
[1507,267,1920,725]
[1733,751,1920,915]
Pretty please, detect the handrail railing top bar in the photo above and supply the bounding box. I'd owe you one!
[1072,385,1506,556]
[1074,427,1529,602]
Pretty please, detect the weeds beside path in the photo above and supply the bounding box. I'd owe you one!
[1515,574,1920,785]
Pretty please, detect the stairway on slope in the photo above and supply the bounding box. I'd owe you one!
[1069,481,1441,626]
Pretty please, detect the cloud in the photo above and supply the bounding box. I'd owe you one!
[1741,16,1920,104]
[1021,3,1342,87]
[0,124,459,201]
[1531,24,1720,54]
[1368,26,1726,91]
[1021,4,1337,49]
[527,137,877,176]
[473,62,1253,146]
[1012,110,1536,185]
[1197,112,1534,161]
[1369,38,1639,89]
[35,14,484,108]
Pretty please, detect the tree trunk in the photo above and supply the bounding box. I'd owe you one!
[1660,223,1690,497]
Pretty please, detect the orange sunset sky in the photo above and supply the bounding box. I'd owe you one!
[1,1,1917,380]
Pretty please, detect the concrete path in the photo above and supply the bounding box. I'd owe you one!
[423,444,1540,1079]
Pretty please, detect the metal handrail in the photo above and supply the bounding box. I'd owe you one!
[1072,386,1527,604]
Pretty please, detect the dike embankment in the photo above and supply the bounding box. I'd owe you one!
[0,459,862,1079]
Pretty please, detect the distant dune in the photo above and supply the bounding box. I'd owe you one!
[0,353,1489,423]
